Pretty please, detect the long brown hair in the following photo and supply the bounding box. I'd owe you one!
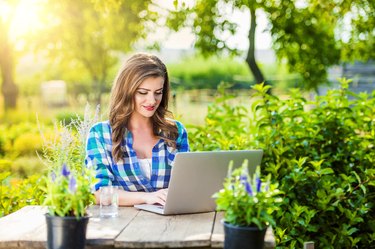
[109,53,178,162]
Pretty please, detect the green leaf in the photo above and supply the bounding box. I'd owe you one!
[320,168,334,175]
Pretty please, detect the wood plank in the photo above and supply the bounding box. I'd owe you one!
[211,212,224,248]
[115,211,215,248]
[211,211,276,249]
[86,205,139,247]
[0,205,139,249]
[264,227,276,249]
[0,205,47,249]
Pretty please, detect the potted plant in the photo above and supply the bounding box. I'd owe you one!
[40,105,99,249]
[214,160,282,249]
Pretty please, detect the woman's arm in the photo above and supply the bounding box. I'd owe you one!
[175,120,190,152]
[85,123,116,190]
[94,188,168,206]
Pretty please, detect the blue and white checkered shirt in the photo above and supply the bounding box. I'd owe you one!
[85,120,190,192]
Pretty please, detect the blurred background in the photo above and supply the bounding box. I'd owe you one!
[0,0,374,181]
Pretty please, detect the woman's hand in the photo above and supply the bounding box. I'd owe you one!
[144,188,168,205]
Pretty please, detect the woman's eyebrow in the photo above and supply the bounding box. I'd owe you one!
[137,87,163,91]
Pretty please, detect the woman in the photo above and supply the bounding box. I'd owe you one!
[85,53,190,206]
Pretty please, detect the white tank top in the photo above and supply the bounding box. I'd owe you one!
[138,158,152,180]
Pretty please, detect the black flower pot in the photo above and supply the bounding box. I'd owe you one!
[45,214,89,249]
[223,221,267,249]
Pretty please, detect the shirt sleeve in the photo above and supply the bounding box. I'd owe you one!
[85,123,114,191]
[175,120,190,152]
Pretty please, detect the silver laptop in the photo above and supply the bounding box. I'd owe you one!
[134,150,263,215]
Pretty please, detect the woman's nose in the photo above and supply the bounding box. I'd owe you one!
[147,93,157,104]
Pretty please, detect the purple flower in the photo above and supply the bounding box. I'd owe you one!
[240,174,253,196]
[240,175,247,183]
[256,177,262,192]
[50,171,56,182]
[265,182,270,192]
[69,176,77,193]
[61,163,70,177]
[244,181,253,196]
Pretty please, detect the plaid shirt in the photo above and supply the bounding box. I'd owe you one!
[85,120,190,192]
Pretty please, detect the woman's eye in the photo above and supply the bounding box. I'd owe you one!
[137,92,147,95]
[155,91,163,95]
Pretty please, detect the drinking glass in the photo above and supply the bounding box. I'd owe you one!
[99,186,119,218]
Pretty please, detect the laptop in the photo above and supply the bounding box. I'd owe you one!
[134,150,263,215]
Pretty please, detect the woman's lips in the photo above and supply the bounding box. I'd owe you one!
[144,106,155,111]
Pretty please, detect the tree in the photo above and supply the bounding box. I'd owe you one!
[32,0,154,105]
[167,0,374,91]
[0,0,20,110]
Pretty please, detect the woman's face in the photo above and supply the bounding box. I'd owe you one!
[133,76,164,119]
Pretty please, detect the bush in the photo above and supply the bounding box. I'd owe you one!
[0,159,12,172]
[189,79,375,248]
[13,133,44,157]
[168,55,253,89]
[1,122,40,157]
[1,122,55,159]
[0,172,45,217]
[11,156,45,178]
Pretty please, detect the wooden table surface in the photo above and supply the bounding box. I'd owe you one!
[0,205,275,249]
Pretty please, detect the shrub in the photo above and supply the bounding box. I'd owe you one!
[168,55,253,89]
[11,156,45,178]
[0,159,12,170]
[189,79,375,248]
[12,133,44,157]
[1,122,42,158]
[0,172,45,217]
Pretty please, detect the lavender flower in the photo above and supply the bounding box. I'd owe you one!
[244,181,253,196]
[240,174,253,196]
[256,177,262,193]
[265,181,270,192]
[240,174,247,183]
[50,171,56,182]
[69,176,77,193]
[41,104,99,218]
[61,163,70,177]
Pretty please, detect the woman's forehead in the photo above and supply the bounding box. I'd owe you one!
[138,76,164,89]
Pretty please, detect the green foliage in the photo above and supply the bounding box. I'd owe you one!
[168,0,374,90]
[189,82,252,150]
[0,122,43,158]
[0,127,5,157]
[336,1,375,62]
[40,104,99,217]
[13,133,44,157]
[0,172,45,217]
[11,156,45,178]
[214,162,282,229]
[264,0,340,90]
[30,0,154,103]
[55,111,84,127]
[189,79,375,248]
[0,159,12,173]
[168,55,252,89]
[41,164,95,217]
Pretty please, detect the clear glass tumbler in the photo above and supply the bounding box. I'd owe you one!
[99,186,119,218]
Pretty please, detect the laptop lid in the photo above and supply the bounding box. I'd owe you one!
[134,150,263,215]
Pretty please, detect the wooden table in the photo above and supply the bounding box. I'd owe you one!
[0,205,275,249]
